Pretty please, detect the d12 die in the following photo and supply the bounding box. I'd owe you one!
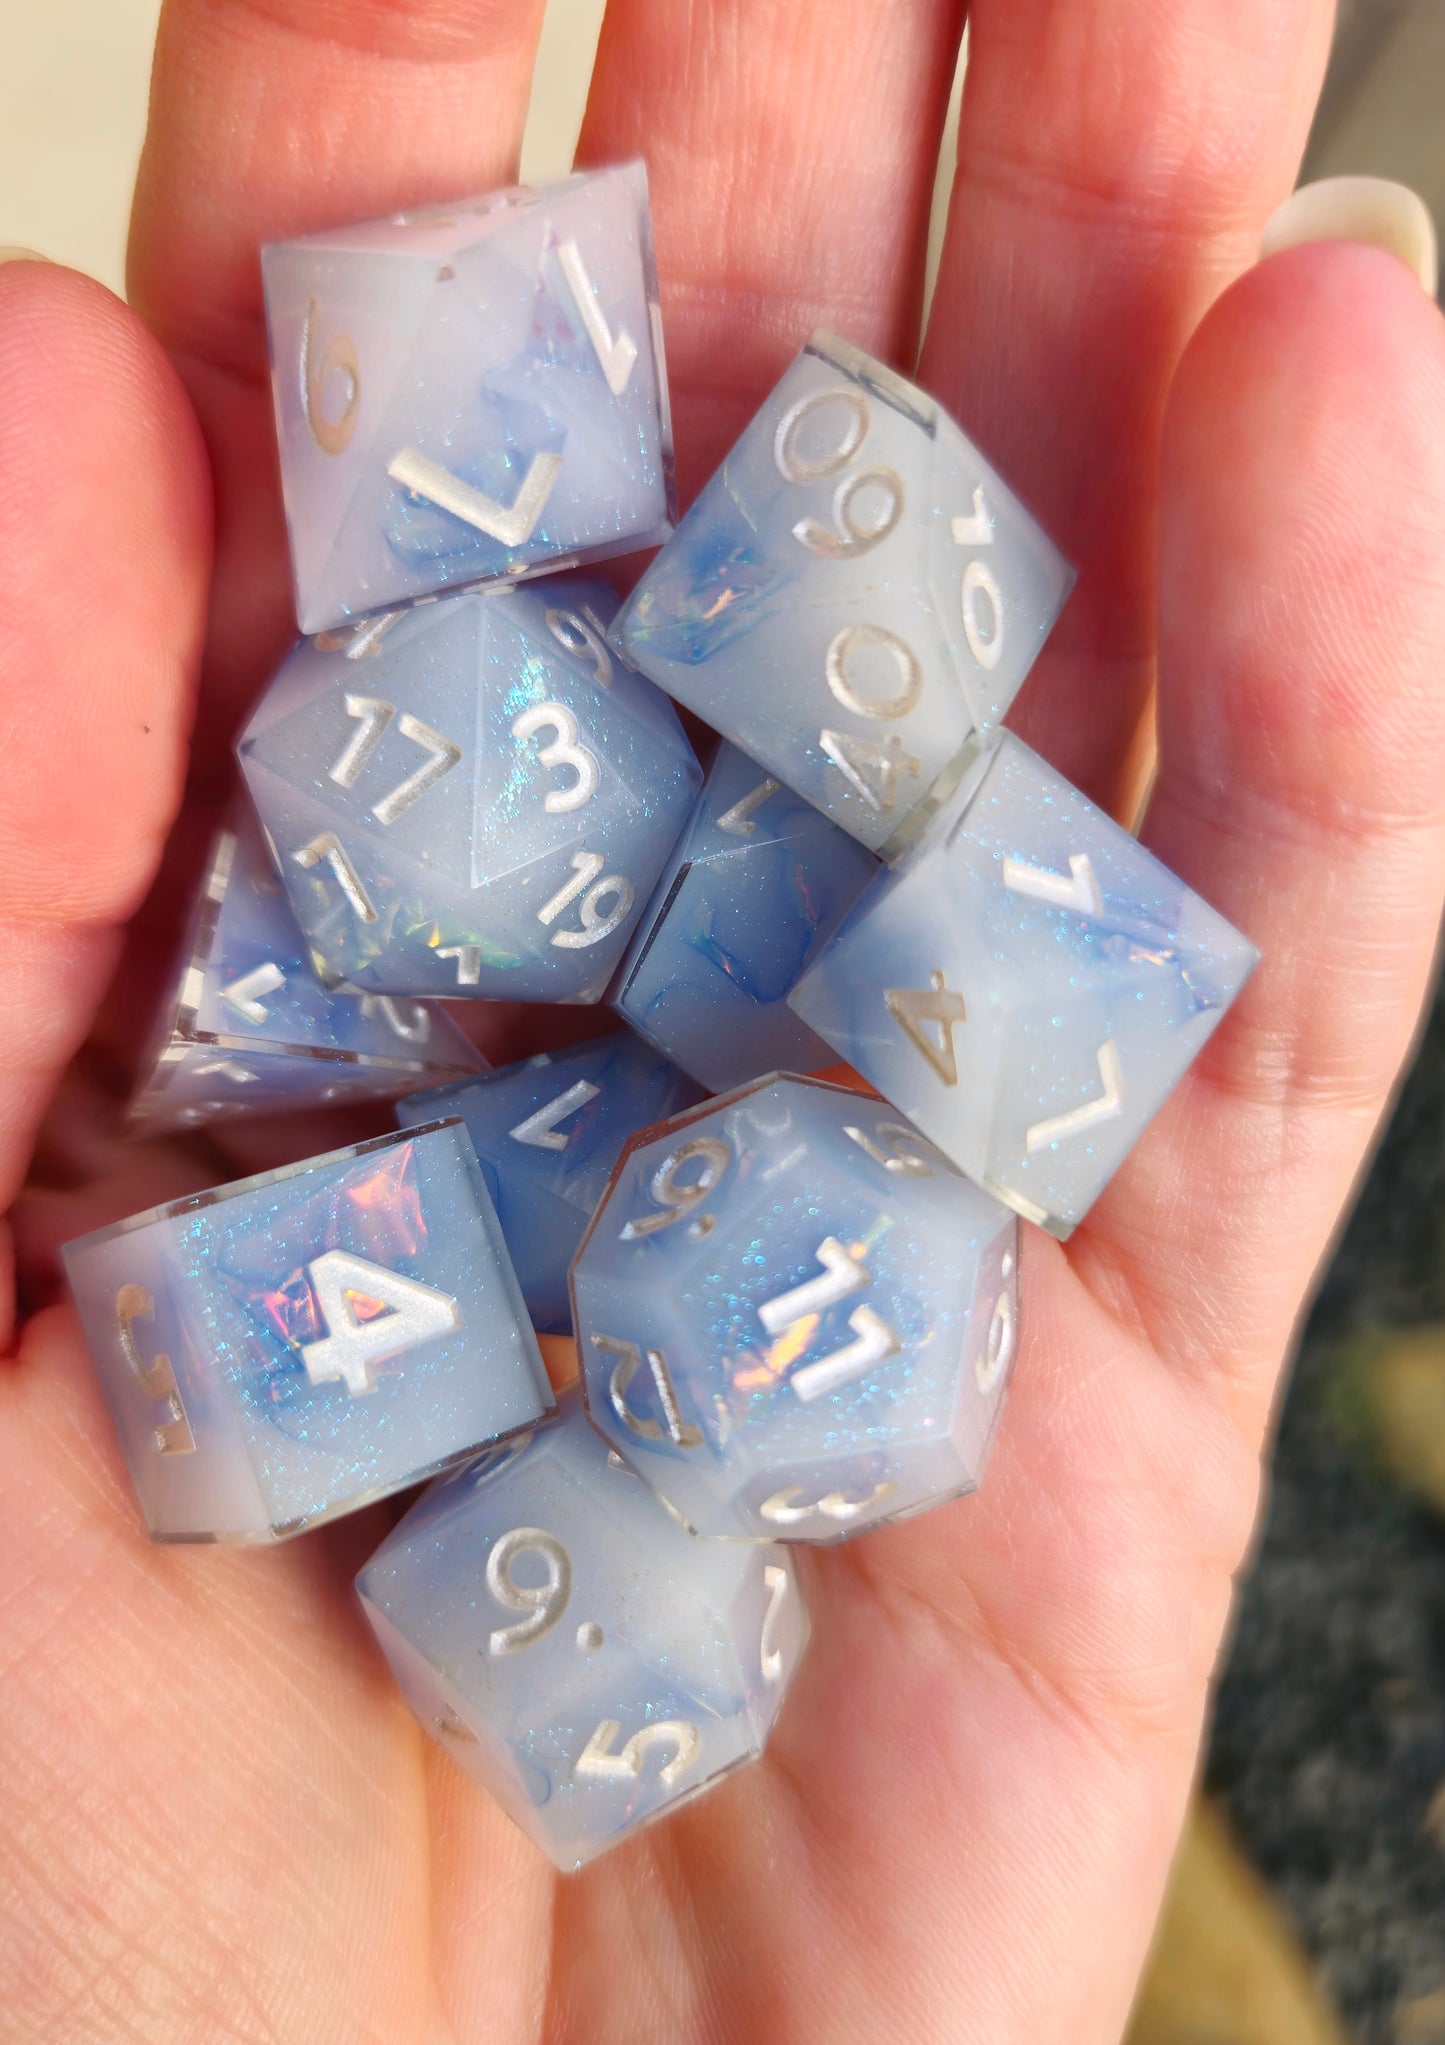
[264,162,673,633]
[130,806,483,1132]
[396,1031,704,1334]
[238,579,700,1000]
[570,1075,1018,1541]
[790,733,1259,1234]
[614,331,1072,855]
[613,741,878,1091]
[357,1389,809,1871]
[62,1122,553,1541]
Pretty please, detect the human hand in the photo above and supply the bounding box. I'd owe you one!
[3,2,1445,2039]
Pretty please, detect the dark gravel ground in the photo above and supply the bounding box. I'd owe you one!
[1207,964,1445,2040]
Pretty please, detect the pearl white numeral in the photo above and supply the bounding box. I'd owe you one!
[486,1528,571,1654]
[293,833,377,924]
[508,1078,600,1151]
[536,852,635,950]
[299,1251,460,1396]
[115,1284,196,1456]
[221,962,286,1024]
[592,1333,702,1447]
[620,1137,732,1240]
[556,238,638,396]
[951,485,1005,672]
[301,298,360,457]
[387,446,563,546]
[716,775,781,837]
[884,971,968,1085]
[844,1120,937,1177]
[1002,852,1103,918]
[759,1239,903,1403]
[760,1481,896,1525]
[511,701,600,813]
[576,1718,701,1788]
[1024,1041,1124,1155]
[437,945,481,986]
[820,729,920,814]
[359,994,432,1043]
[760,1563,789,1682]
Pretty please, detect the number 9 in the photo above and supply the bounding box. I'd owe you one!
[486,1527,572,1654]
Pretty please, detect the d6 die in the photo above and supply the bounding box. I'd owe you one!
[131,806,483,1132]
[357,1390,809,1870]
[397,1030,703,1334]
[614,741,878,1090]
[238,579,700,1000]
[62,1122,553,1541]
[264,162,673,632]
[790,733,1259,1234]
[570,1075,1018,1541]
[614,331,1072,854]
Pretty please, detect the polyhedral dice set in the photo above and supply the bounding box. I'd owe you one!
[64,163,1257,1870]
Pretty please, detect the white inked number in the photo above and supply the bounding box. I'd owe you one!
[508,1078,600,1151]
[760,1481,896,1526]
[825,622,922,722]
[388,446,562,547]
[536,851,635,950]
[976,1292,1015,1395]
[820,729,920,814]
[556,238,639,396]
[576,1718,701,1789]
[716,776,780,838]
[775,387,903,559]
[359,994,432,1042]
[794,467,904,560]
[370,713,462,826]
[592,1334,702,1448]
[486,1527,571,1654]
[790,1307,900,1403]
[884,971,968,1086]
[621,1136,732,1240]
[1024,1040,1124,1155]
[949,486,993,549]
[951,487,1004,672]
[844,1120,936,1177]
[511,702,600,813]
[293,833,377,924]
[329,695,394,789]
[546,606,613,688]
[316,611,403,660]
[437,945,482,986]
[221,961,285,1024]
[774,385,870,484]
[301,298,360,457]
[299,1251,460,1396]
[760,1563,789,1682]
[760,1239,902,1403]
[1002,852,1104,919]
[115,1283,196,1456]
[759,1236,867,1334]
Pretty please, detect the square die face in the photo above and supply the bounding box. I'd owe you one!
[615,334,1072,852]
[265,163,674,632]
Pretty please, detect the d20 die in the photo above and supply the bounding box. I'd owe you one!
[264,162,673,632]
[130,805,484,1132]
[613,741,878,1091]
[614,331,1072,855]
[397,1031,704,1334]
[238,578,700,1001]
[62,1122,553,1542]
[789,733,1259,1235]
[570,1075,1018,1542]
[357,1389,809,1871]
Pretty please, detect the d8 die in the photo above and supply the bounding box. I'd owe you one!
[570,1075,1018,1542]
[397,1031,703,1334]
[62,1122,553,1541]
[614,741,878,1091]
[131,807,483,1132]
[264,163,673,633]
[238,579,700,1000]
[790,733,1259,1234]
[614,331,1072,854]
[357,1390,809,1870]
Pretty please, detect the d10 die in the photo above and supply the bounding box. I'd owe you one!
[570,1075,1018,1542]
[264,162,674,632]
[62,1122,553,1541]
[790,733,1259,1234]
[130,806,483,1132]
[238,579,700,1000]
[613,741,878,1091]
[357,1390,808,1871]
[614,331,1072,855]
[397,1031,704,1334]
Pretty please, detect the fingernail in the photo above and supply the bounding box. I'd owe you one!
[0,247,50,267]
[1262,177,1438,298]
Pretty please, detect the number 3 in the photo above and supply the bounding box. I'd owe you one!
[512,701,600,813]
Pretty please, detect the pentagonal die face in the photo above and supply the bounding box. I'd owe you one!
[614,741,878,1091]
[238,580,700,1000]
[790,734,1260,1234]
[397,1031,704,1333]
[264,162,675,633]
[131,806,483,1132]
[61,1122,554,1541]
[614,332,1073,854]
[570,1076,1018,1542]
[357,1392,809,1871]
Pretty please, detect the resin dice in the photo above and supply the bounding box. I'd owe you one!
[62,1122,553,1541]
[790,734,1259,1234]
[570,1075,1018,1541]
[358,1389,808,1870]
[614,741,878,1090]
[397,1032,703,1334]
[264,163,673,632]
[238,579,700,1000]
[130,808,483,1132]
[614,331,1072,855]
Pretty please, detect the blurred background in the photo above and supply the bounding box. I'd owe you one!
[1,2,1442,2039]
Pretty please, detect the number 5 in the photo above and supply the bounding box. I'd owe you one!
[575,1718,701,1788]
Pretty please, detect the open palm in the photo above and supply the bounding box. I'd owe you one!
[4,1,1445,2039]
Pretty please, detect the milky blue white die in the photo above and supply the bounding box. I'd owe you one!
[357,1389,809,1870]
[614,331,1073,855]
[264,162,673,632]
[570,1074,1018,1541]
[62,1122,553,1541]
[238,578,700,1001]
[790,733,1259,1234]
